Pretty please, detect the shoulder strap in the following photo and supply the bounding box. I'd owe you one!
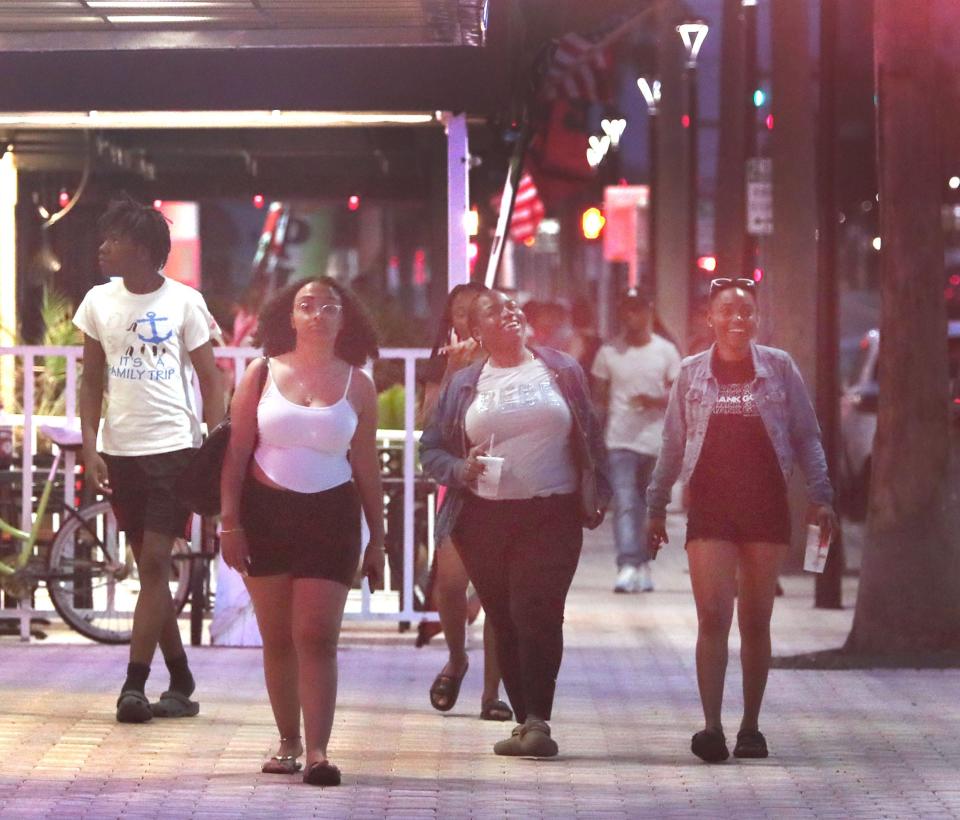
[341,366,354,401]
[259,356,271,392]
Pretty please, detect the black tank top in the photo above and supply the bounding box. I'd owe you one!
[689,352,785,505]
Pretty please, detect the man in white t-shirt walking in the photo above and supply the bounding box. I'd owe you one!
[592,291,680,593]
[74,195,225,723]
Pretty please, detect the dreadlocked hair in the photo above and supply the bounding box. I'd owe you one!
[430,282,488,358]
[255,276,379,366]
[97,193,172,270]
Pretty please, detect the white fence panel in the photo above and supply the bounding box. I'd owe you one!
[0,345,437,638]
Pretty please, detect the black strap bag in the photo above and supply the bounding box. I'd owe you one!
[175,358,268,517]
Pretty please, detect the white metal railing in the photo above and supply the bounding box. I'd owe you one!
[0,344,436,635]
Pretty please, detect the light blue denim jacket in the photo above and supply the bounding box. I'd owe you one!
[420,346,612,547]
[646,343,833,519]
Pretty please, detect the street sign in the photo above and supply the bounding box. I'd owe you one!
[746,157,773,236]
[603,184,649,288]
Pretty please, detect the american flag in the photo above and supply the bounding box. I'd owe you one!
[509,173,546,243]
[541,32,612,103]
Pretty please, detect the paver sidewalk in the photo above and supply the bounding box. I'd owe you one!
[1,514,958,819]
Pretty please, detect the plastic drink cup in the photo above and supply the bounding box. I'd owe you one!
[803,524,830,573]
[476,455,505,498]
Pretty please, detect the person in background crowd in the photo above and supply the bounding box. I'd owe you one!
[231,279,264,348]
[592,290,680,593]
[569,297,603,385]
[219,276,384,786]
[646,278,836,763]
[525,300,574,351]
[420,289,610,758]
[417,282,511,723]
[75,194,225,724]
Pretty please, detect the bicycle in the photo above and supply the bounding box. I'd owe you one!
[0,424,191,643]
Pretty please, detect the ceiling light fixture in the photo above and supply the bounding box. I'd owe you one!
[0,111,437,129]
[105,15,219,24]
[88,1,243,6]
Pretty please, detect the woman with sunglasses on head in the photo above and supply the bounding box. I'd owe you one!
[219,276,384,787]
[646,278,836,763]
[420,289,610,758]
[417,282,511,724]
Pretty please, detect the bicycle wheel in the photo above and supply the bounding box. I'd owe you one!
[46,501,192,644]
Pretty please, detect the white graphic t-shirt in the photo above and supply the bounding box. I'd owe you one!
[73,277,214,456]
[591,334,681,456]
[464,356,578,500]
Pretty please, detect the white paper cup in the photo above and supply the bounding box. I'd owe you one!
[803,524,830,573]
[475,455,505,498]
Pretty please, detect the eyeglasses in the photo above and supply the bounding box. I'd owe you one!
[709,278,757,298]
[297,302,343,318]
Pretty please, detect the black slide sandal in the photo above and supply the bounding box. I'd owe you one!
[429,660,469,712]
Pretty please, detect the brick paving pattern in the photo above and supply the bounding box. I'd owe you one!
[1,513,958,819]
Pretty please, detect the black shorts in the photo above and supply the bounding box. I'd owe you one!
[685,483,791,546]
[102,449,195,543]
[240,476,362,585]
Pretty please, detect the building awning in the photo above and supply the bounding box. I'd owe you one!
[0,0,489,46]
[0,0,507,114]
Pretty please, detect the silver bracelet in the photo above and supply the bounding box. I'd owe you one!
[220,527,245,535]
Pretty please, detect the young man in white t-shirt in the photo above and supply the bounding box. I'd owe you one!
[592,291,680,593]
[74,195,225,723]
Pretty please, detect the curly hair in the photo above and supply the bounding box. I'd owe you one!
[97,193,171,270]
[255,276,379,366]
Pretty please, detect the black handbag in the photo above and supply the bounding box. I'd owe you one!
[175,359,267,516]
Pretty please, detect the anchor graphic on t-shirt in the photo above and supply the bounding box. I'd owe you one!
[135,312,172,345]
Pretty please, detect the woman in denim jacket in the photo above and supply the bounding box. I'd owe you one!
[646,278,837,763]
[420,289,610,759]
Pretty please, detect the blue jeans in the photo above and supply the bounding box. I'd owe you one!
[609,449,658,568]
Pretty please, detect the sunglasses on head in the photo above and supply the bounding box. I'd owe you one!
[709,277,757,298]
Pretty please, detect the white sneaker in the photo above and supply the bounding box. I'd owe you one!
[614,565,640,593]
[638,563,654,592]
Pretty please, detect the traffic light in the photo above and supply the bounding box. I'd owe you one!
[581,207,605,240]
[697,255,718,273]
[753,88,766,107]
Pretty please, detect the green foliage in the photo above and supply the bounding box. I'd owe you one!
[6,288,83,417]
[34,288,83,416]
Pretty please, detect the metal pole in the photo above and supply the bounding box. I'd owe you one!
[815,0,844,608]
[484,127,530,289]
[687,66,700,322]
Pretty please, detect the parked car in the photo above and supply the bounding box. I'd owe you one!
[839,321,960,519]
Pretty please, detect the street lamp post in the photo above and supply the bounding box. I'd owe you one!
[677,20,709,321]
[637,76,661,295]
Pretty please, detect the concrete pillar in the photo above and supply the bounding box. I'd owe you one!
[0,150,17,412]
[768,0,818,389]
[715,0,748,280]
[444,112,470,290]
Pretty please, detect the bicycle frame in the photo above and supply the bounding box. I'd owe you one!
[0,446,63,576]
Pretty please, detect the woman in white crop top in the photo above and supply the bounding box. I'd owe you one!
[220,277,382,787]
